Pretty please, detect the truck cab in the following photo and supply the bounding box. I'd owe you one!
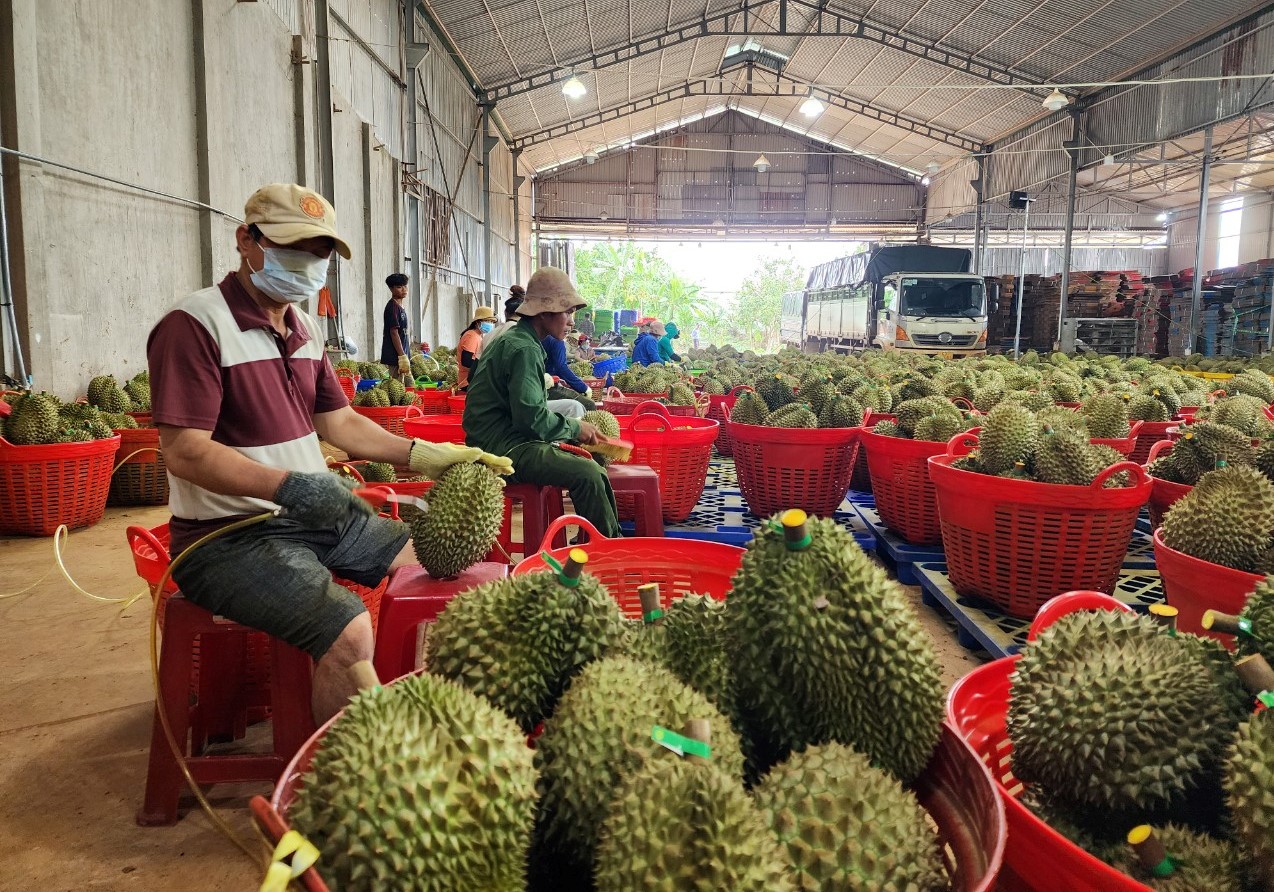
[874,272,989,356]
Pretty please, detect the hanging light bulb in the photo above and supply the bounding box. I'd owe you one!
[1041,88,1068,112]
[1156,211,1168,223]
[921,176,931,186]
[926,161,941,176]
[583,149,599,164]
[753,154,771,173]
[1102,153,1116,167]
[561,73,587,100]
[799,89,825,117]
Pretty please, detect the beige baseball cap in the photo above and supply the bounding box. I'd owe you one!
[516,267,587,316]
[244,184,352,259]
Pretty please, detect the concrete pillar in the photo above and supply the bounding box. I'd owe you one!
[1058,113,1082,347]
[970,154,984,274]
[1190,126,1214,354]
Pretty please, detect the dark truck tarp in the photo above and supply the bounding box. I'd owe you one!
[806,247,972,291]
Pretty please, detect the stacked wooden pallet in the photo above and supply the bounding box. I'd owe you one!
[1066,271,1142,319]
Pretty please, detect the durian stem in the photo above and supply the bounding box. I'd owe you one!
[1236,654,1274,697]
[1127,825,1176,877]
[1202,610,1245,637]
[638,583,663,623]
[1149,603,1178,634]
[681,720,711,764]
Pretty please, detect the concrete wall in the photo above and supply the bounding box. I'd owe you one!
[1167,192,1274,274]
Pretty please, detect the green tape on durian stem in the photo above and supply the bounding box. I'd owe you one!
[643,609,664,622]
[1150,855,1179,878]
[1238,617,1254,637]
[784,533,812,551]
[650,725,711,759]
[1258,690,1274,710]
[539,551,580,587]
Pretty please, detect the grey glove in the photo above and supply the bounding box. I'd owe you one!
[273,471,375,528]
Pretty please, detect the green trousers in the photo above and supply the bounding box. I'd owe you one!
[508,441,620,539]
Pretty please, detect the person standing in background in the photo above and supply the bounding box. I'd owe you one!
[484,284,526,348]
[379,273,411,376]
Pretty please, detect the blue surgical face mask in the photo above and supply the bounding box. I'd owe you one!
[479,321,494,333]
[249,245,330,303]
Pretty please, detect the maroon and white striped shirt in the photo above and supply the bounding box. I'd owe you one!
[147,273,348,552]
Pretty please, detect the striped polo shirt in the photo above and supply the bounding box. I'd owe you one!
[147,273,348,552]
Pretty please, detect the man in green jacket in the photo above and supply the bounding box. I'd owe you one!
[463,267,621,537]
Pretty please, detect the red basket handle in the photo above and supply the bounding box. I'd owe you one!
[728,385,754,397]
[125,524,172,572]
[1125,420,1144,439]
[1144,439,1174,465]
[632,400,673,419]
[354,485,399,519]
[945,431,980,456]
[1028,591,1132,642]
[631,414,671,433]
[538,513,608,551]
[1089,460,1146,490]
[1209,388,1227,400]
[405,404,423,419]
[605,386,625,398]
[721,402,733,421]
[326,459,367,483]
[949,396,974,410]
[335,367,357,380]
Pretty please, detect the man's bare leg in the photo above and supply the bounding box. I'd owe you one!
[311,612,375,724]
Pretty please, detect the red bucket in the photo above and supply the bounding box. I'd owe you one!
[929,434,1150,619]
[1152,528,1261,646]
[108,425,168,506]
[1090,420,1143,457]
[352,404,423,437]
[1128,420,1176,464]
[728,414,861,518]
[859,422,945,545]
[402,414,467,444]
[614,403,718,523]
[411,387,451,415]
[446,393,467,414]
[0,435,120,535]
[1141,440,1189,530]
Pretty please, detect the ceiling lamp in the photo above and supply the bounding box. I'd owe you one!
[1102,153,1116,167]
[753,154,771,173]
[599,211,609,221]
[926,160,941,176]
[583,149,599,164]
[561,73,587,100]
[712,217,725,227]
[799,90,825,117]
[1156,211,1168,223]
[921,176,931,186]
[1041,88,1068,112]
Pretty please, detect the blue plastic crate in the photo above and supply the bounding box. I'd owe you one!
[593,354,628,376]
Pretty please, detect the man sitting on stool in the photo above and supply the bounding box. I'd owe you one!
[463,268,620,537]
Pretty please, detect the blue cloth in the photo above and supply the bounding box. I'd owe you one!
[631,332,663,366]
[541,335,589,393]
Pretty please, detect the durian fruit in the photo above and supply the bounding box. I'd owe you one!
[699,376,726,396]
[86,375,132,413]
[1235,580,1274,663]
[354,386,391,408]
[580,409,621,438]
[1160,464,1274,571]
[797,377,834,414]
[425,563,627,731]
[1008,610,1228,813]
[1207,395,1267,437]
[728,512,944,782]
[411,461,505,578]
[912,412,963,443]
[1104,824,1248,892]
[123,373,151,411]
[1049,377,1082,403]
[1228,368,1274,404]
[977,402,1039,474]
[360,461,396,483]
[4,393,60,445]
[1034,405,1088,435]
[756,375,796,411]
[1253,440,1274,484]
[851,382,892,413]
[753,743,946,891]
[409,353,430,378]
[594,740,795,892]
[1167,422,1253,484]
[1223,711,1274,890]
[817,394,863,429]
[1128,393,1170,422]
[894,395,961,437]
[667,382,695,406]
[288,673,537,892]
[972,384,1005,412]
[764,403,818,428]
[534,656,745,875]
[730,391,770,426]
[101,411,139,430]
[384,377,408,406]
[1033,426,1104,486]
[872,419,902,437]
[1081,392,1131,438]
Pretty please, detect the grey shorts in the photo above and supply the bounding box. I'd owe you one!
[170,511,410,660]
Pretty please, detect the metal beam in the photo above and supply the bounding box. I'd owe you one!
[482,0,1051,103]
[481,101,495,306]
[512,74,981,154]
[1190,125,1214,355]
[970,154,985,274]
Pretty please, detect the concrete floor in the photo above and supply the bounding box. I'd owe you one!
[0,504,986,890]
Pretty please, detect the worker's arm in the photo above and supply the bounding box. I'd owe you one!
[313,405,413,464]
[507,344,579,442]
[544,337,589,393]
[159,426,289,500]
[390,329,405,357]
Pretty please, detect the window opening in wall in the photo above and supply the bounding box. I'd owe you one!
[1217,197,1243,269]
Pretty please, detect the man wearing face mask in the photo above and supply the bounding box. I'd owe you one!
[379,272,412,375]
[146,184,512,723]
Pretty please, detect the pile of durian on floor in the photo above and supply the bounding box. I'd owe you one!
[288,511,955,891]
[1008,586,1274,891]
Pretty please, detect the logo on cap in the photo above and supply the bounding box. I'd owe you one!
[299,195,326,219]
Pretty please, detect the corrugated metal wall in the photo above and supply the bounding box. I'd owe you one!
[977,247,1168,277]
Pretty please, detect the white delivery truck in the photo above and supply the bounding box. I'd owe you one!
[781,246,992,356]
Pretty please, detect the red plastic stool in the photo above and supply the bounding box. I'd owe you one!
[137,596,317,826]
[607,464,664,536]
[501,483,563,562]
[372,562,510,681]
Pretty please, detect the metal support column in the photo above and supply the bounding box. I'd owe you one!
[480,101,496,307]
[313,0,343,346]
[511,148,525,285]
[1190,126,1214,355]
[970,155,984,274]
[1058,114,1082,347]
[0,116,26,385]
[1013,198,1032,359]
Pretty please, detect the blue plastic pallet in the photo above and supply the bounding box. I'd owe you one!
[914,562,1165,658]
[1135,507,1153,536]
[852,502,944,584]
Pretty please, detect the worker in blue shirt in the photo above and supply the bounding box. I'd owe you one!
[631,321,663,366]
[542,332,596,409]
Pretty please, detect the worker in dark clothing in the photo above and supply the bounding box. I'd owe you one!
[631,322,663,366]
[543,333,596,410]
[379,273,412,374]
[463,268,619,537]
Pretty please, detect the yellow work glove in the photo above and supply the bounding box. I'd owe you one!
[409,438,514,479]
[397,355,412,375]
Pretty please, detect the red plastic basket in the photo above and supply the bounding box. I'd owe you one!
[1089,420,1143,457]
[446,393,467,414]
[352,403,422,437]
[334,368,359,401]
[410,387,451,415]
[727,412,861,517]
[0,435,120,535]
[1152,528,1261,646]
[946,594,1149,892]
[403,414,467,444]
[1128,421,1176,464]
[612,403,718,523]
[705,385,750,456]
[514,514,741,615]
[108,426,168,506]
[1142,440,1189,530]
[928,434,1151,619]
[859,423,946,545]
[602,388,694,417]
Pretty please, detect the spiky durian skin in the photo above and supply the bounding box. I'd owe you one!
[753,743,946,891]
[1254,440,1274,485]
[1007,611,1227,813]
[1224,711,1274,890]
[728,517,944,782]
[1207,395,1266,437]
[594,757,795,892]
[1128,393,1169,422]
[1032,427,1102,485]
[411,462,504,579]
[534,656,746,875]
[425,570,626,732]
[1160,464,1274,572]
[817,395,863,429]
[617,594,735,720]
[764,403,818,428]
[1237,579,1274,664]
[1081,392,1131,438]
[756,375,796,411]
[288,673,537,892]
[798,377,834,414]
[667,383,696,406]
[977,402,1039,474]
[580,409,621,438]
[893,395,960,436]
[360,461,396,483]
[4,393,60,445]
[872,419,902,437]
[1103,823,1249,892]
[730,391,770,425]
[1229,368,1274,404]
[912,412,962,443]
[1169,422,1253,484]
[86,375,132,413]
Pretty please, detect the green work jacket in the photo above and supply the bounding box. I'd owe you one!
[462,317,580,455]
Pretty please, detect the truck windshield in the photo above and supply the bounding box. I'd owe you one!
[899,278,984,317]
